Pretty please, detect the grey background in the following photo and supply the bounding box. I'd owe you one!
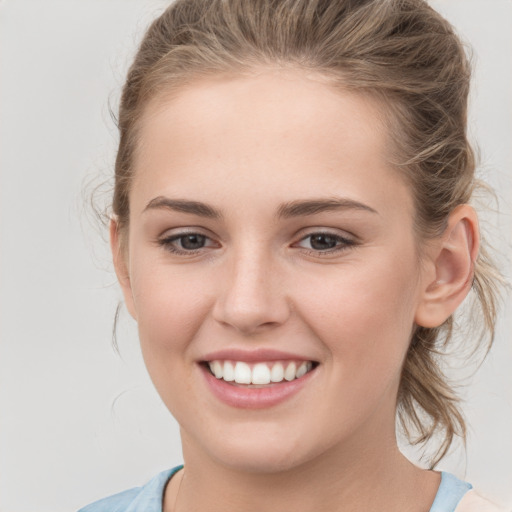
[0,1,511,511]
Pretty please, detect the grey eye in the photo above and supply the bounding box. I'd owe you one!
[308,234,340,251]
[295,231,356,254]
[179,234,207,250]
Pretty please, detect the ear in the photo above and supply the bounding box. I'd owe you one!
[110,219,137,320]
[415,205,479,328]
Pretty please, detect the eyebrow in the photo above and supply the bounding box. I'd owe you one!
[143,196,223,219]
[143,196,378,219]
[277,198,378,218]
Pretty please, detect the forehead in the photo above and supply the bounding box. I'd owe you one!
[131,70,412,217]
[137,69,386,161]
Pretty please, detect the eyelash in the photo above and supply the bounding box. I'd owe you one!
[295,232,357,256]
[158,232,217,255]
[158,230,357,257]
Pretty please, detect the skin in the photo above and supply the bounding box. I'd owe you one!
[111,69,478,512]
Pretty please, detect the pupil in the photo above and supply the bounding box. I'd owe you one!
[310,234,337,250]
[181,234,205,250]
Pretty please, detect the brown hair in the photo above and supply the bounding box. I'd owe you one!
[112,0,500,465]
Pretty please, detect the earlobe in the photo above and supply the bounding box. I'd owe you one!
[110,219,137,320]
[415,205,479,328]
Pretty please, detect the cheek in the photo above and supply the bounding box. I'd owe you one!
[128,260,216,418]
[295,253,419,377]
[129,256,213,357]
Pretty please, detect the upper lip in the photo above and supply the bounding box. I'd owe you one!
[200,348,318,363]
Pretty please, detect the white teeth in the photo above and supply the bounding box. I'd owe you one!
[211,360,223,379]
[223,361,235,381]
[284,362,297,381]
[296,362,308,378]
[234,362,252,384]
[207,359,315,385]
[251,363,271,385]
[270,363,284,382]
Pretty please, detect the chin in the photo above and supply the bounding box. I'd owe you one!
[213,447,310,475]
[190,423,324,475]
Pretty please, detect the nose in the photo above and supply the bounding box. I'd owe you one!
[212,247,290,335]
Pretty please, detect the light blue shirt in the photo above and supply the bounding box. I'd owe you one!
[78,466,472,512]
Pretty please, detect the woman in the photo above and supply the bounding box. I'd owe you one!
[79,0,506,510]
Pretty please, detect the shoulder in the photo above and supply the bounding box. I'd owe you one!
[78,487,141,512]
[455,490,509,512]
[429,471,472,512]
[430,472,508,512]
[77,466,182,512]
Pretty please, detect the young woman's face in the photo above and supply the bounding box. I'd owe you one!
[116,71,434,472]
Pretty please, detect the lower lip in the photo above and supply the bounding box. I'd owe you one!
[200,364,316,409]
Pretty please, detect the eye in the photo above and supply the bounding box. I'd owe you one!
[295,232,356,253]
[158,232,218,254]
[176,234,207,250]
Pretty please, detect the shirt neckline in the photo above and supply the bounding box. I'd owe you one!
[147,466,470,512]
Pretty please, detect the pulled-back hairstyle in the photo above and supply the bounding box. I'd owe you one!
[112,0,500,465]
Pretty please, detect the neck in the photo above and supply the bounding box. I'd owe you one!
[167,426,439,512]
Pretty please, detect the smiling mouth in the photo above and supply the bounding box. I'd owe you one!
[203,360,318,386]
